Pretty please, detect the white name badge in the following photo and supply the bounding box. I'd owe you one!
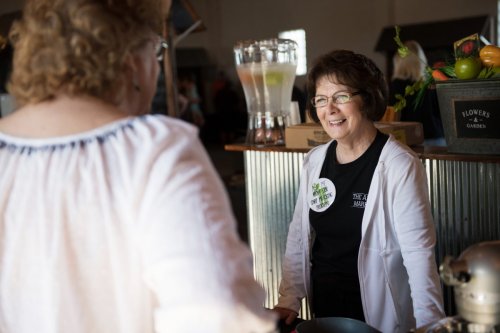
[308,178,336,212]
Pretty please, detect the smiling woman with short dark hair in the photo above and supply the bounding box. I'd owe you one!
[273,49,445,333]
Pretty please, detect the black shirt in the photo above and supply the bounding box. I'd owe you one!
[310,130,388,278]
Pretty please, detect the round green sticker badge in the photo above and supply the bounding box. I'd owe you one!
[308,178,336,212]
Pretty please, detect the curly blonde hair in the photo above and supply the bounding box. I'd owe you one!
[8,0,167,107]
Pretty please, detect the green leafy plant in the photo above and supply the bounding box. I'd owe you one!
[477,66,498,79]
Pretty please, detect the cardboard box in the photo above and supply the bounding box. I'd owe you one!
[285,123,331,149]
[285,121,424,149]
[375,121,424,146]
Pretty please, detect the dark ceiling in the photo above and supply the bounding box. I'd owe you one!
[375,15,491,53]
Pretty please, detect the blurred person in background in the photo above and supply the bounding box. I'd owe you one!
[389,40,445,146]
[273,49,444,333]
[178,73,205,128]
[0,0,276,332]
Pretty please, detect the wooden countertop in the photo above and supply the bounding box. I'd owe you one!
[225,143,500,163]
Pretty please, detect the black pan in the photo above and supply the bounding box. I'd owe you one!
[295,317,382,333]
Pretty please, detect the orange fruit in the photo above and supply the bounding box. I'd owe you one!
[432,69,449,81]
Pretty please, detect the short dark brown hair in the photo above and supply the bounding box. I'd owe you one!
[306,49,388,123]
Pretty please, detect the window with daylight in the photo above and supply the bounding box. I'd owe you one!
[279,29,307,76]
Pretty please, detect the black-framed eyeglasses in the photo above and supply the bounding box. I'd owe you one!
[311,91,362,108]
[155,38,168,61]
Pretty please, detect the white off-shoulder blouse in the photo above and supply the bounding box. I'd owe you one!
[0,115,276,333]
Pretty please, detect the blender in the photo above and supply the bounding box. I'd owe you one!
[234,38,297,146]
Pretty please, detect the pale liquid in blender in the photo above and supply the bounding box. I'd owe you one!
[237,62,297,145]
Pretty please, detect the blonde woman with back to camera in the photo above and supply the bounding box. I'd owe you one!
[0,0,277,332]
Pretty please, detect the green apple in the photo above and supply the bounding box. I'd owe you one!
[454,57,482,80]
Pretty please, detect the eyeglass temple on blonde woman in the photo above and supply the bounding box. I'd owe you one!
[156,38,168,61]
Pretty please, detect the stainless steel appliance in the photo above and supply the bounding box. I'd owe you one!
[415,240,500,333]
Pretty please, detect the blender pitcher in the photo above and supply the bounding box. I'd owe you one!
[234,39,298,146]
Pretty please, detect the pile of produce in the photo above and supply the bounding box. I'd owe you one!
[392,27,500,112]
[444,34,500,80]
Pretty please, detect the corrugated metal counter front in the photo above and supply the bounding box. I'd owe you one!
[225,144,500,318]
